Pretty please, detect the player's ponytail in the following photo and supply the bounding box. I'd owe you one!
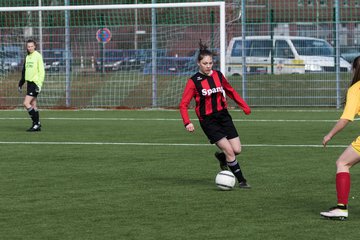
[350,56,360,87]
[344,55,360,105]
[197,39,216,62]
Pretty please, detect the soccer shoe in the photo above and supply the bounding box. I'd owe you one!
[26,124,35,131]
[27,124,41,132]
[215,152,228,170]
[239,181,251,189]
[320,206,348,220]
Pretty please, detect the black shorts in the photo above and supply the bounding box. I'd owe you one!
[199,109,239,144]
[26,81,39,98]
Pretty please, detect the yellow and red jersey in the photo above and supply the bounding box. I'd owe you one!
[341,81,360,121]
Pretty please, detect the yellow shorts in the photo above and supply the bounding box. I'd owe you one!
[351,136,360,156]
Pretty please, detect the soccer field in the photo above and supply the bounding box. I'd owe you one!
[0,109,359,239]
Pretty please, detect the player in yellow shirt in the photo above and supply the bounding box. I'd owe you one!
[321,55,360,220]
[18,39,45,132]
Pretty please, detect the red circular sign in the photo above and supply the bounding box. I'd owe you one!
[96,28,112,43]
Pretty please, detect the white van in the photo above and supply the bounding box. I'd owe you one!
[226,36,351,75]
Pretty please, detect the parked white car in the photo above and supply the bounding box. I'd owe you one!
[226,35,351,75]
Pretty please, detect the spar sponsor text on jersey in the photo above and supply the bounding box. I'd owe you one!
[202,86,224,96]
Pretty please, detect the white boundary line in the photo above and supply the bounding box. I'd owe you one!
[0,141,347,148]
[0,117,339,122]
[0,109,343,112]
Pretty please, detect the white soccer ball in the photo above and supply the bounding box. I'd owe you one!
[215,170,236,190]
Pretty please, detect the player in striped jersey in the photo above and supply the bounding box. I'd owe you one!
[179,41,251,188]
[321,56,360,220]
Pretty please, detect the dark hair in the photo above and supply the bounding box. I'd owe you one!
[26,39,37,48]
[349,56,360,87]
[344,55,360,105]
[197,40,216,62]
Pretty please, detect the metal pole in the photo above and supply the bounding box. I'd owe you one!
[219,2,225,74]
[1,2,225,12]
[270,9,274,74]
[0,15,4,71]
[100,14,105,74]
[65,0,71,107]
[38,0,43,53]
[134,0,138,50]
[210,10,214,49]
[241,0,247,99]
[151,0,157,108]
[334,1,340,109]
[316,0,319,38]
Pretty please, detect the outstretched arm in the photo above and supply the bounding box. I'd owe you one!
[18,62,26,88]
[179,80,196,130]
[323,119,349,147]
[222,76,251,115]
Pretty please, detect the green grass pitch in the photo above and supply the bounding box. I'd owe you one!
[0,109,359,239]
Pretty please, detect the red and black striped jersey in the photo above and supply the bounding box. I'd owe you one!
[179,70,251,126]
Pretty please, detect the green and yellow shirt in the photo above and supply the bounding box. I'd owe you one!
[25,51,45,90]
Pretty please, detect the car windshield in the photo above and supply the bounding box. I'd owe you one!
[0,51,20,58]
[105,51,123,58]
[231,40,250,57]
[141,49,167,58]
[292,39,333,56]
[43,51,63,61]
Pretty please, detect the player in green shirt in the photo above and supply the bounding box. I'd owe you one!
[18,39,45,132]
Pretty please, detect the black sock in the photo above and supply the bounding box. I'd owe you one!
[27,108,40,125]
[33,110,40,124]
[217,152,227,165]
[227,159,246,183]
[27,107,36,124]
